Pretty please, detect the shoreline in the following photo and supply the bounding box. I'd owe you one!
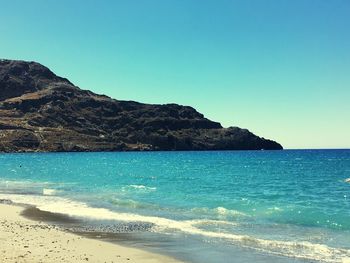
[0,203,183,263]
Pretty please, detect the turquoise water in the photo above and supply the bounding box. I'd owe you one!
[0,150,349,262]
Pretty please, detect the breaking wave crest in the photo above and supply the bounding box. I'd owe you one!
[122,185,157,192]
[1,193,350,263]
[191,206,248,218]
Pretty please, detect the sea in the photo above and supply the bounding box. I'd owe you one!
[0,150,349,263]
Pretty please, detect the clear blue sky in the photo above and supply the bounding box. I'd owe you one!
[1,0,349,149]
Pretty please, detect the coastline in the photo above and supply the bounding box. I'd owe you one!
[1,150,350,263]
[0,203,183,263]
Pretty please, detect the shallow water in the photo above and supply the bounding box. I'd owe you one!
[0,150,349,262]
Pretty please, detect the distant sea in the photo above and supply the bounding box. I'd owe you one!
[0,150,349,263]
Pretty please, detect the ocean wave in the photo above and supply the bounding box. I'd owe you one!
[122,185,157,192]
[108,197,159,210]
[0,179,52,188]
[42,188,58,196]
[191,206,248,218]
[0,180,75,191]
[1,193,350,263]
[185,219,239,227]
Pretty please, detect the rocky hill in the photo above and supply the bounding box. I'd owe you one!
[0,59,282,152]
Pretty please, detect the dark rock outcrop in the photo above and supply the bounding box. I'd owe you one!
[0,59,282,152]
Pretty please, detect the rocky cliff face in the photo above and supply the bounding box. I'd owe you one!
[0,59,282,152]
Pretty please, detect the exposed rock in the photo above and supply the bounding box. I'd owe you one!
[0,59,282,152]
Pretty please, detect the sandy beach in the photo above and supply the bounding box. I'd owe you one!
[0,204,183,263]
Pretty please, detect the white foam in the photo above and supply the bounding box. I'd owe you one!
[191,206,248,217]
[1,193,350,263]
[42,188,57,196]
[122,185,157,191]
[186,219,239,227]
[0,179,51,188]
[215,206,247,216]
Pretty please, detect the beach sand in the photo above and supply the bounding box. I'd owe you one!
[0,204,183,263]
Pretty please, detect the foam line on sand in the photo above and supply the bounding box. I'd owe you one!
[0,204,183,263]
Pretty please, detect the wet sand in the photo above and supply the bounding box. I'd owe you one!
[0,204,183,263]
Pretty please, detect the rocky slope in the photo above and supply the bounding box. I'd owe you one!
[0,59,282,152]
